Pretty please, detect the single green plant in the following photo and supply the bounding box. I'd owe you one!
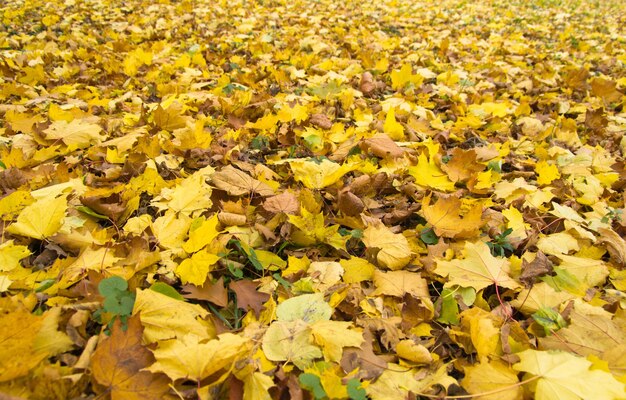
[487,228,514,257]
[94,276,135,332]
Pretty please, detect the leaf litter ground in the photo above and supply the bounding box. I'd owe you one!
[0,0,625,399]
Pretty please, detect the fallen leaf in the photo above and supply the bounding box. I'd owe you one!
[519,251,553,287]
[211,165,274,197]
[176,248,221,286]
[441,148,484,182]
[91,315,171,400]
[6,194,67,239]
[462,359,522,400]
[276,293,332,323]
[362,222,412,270]
[263,191,299,214]
[371,270,429,298]
[147,332,251,382]
[310,320,363,362]
[360,133,405,159]
[262,320,322,370]
[132,288,215,343]
[286,158,356,189]
[513,349,625,400]
[598,227,626,266]
[182,277,228,307]
[435,241,520,291]
[421,196,483,239]
[230,280,270,317]
[43,119,104,149]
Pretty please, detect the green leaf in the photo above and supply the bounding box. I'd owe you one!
[98,276,128,298]
[420,228,439,245]
[347,378,367,400]
[36,279,55,293]
[438,287,459,325]
[299,373,327,400]
[532,306,567,335]
[76,205,109,220]
[150,282,184,300]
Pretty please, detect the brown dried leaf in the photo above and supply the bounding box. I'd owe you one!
[519,251,553,287]
[360,133,405,159]
[263,191,299,214]
[80,193,127,221]
[182,277,229,307]
[360,71,376,95]
[338,190,365,216]
[598,227,626,266]
[229,280,270,317]
[309,113,332,129]
[91,315,171,400]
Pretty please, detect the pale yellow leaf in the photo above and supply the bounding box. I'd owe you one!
[147,333,251,382]
[513,350,625,400]
[362,223,412,270]
[435,241,520,291]
[6,195,67,239]
[133,289,215,343]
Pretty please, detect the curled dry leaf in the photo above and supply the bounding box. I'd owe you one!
[360,133,405,159]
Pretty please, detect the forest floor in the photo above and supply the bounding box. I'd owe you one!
[0,0,625,398]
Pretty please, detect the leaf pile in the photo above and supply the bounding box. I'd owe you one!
[0,0,625,398]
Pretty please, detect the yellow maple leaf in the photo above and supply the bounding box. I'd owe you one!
[247,113,279,130]
[390,63,423,90]
[0,241,30,272]
[0,190,34,221]
[371,270,429,298]
[152,101,190,131]
[151,166,214,216]
[133,288,215,343]
[510,282,576,315]
[277,104,309,123]
[340,257,375,283]
[59,247,123,287]
[243,372,275,400]
[421,196,483,239]
[513,349,625,400]
[43,119,104,149]
[123,48,153,76]
[288,207,348,250]
[435,241,520,291]
[366,364,422,400]
[176,248,221,286]
[6,195,67,240]
[502,206,529,240]
[396,340,433,364]
[183,214,221,254]
[383,108,404,140]
[408,153,455,192]
[147,333,251,382]
[286,158,356,189]
[362,223,412,270]
[535,161,561,186]
[310,320,363,362]
[462,359,522,400]
[151,210,191,249]
[0,307,72,382]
